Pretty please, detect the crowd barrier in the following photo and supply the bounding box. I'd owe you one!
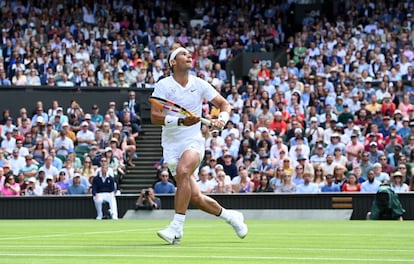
[0,193,412,220]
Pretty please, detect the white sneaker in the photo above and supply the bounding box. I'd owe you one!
[157,224,183,244]
[227,210,248,239]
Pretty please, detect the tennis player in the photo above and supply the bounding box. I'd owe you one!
[150,43,248,244]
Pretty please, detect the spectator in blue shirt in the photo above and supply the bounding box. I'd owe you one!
[67,173,88,195]
[154,170,176,194]
[321,174,340,192]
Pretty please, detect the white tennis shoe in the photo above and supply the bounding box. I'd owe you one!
[227,210,248,239]
[157,224,183,244]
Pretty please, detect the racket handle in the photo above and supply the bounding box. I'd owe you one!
[200,117,211,126]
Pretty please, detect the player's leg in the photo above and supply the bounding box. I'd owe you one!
[174,149,200,214]
[188,176,221,215]
[157,149,199,244]
[189,177,248,239]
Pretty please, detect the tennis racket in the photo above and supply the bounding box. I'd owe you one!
[149,96,211,126]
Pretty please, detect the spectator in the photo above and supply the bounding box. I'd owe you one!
[221,151,238,180]
[197,168,214,194]
[390,171,409,193]
[43,176,61,195]
[361,170,381,193]
[135,188,161,210]
[212,170,232,194]
[154,170,175,194]
[76,121,95,147]
[1,172,20,196]
[80,156,96,181]
[39,155,59,181]
[68,173,88,195]
[54,130,74,157]
[55,171,69,195]
[20,154,38,179]
[254,175,274,192]
[25,177,43,196]
[232,168,254,193]
[275,172,296,193]
[296,171,319,193]
[90,104,104,128]
[320,174,340,192]
[341,173,361,192]
[8,148,25,175]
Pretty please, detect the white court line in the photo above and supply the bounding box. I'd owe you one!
[0,244,412,254]
[0,253,411,262]
[0,228,155,241]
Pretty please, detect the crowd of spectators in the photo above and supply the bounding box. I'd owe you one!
[189,0,414,195]
[1,0,414,196]
[0,93,141,196]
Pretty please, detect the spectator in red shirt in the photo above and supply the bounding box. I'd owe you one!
[269,111,287,136]
[381,93,396,116]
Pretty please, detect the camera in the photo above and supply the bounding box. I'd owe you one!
[144,190,149,196]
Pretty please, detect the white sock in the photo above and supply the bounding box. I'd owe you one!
[172,213,186,229]
[219,208,231,221]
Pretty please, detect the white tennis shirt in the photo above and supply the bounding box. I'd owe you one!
[152,75,218,147]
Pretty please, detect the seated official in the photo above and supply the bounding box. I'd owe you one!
[91,157,118,220]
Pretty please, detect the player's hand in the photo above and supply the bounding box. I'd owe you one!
[211,119,226,130]
[182,116,201,126]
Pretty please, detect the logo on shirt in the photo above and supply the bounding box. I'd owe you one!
[190,89,197,92]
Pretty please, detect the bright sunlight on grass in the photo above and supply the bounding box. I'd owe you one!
[0,219,412,264]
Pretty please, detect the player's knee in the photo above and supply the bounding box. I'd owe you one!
[176,167,192,179]
[190,193,203,206]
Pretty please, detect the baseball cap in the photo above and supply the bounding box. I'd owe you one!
[28,177,36,183]
[36,116,44,123]
[370,142,377,146]
[310,117,318,122]
[84,114,91,120]
[297,155,306,161]
[104,147,112,152]
[215,164,224,170]
[81,121,88,127]
[393,171,403,177]
[223,152,232,157]
[260,152,269,159]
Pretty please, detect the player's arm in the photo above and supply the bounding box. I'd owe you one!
[150,99,200,127]
[150,101,167,126]
[210,94,232,130]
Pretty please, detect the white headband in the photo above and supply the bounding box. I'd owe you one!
[169,47,188,67]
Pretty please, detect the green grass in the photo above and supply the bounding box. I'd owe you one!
[0,219,413,263]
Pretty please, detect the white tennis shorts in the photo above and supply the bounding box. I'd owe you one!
[163,136,205,176]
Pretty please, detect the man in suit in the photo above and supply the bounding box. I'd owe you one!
[126,91,141,125]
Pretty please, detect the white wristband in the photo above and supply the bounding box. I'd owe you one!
[218,112,230,124]
[164,115,179,127]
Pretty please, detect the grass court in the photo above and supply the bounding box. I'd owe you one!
[0,219,412,263]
